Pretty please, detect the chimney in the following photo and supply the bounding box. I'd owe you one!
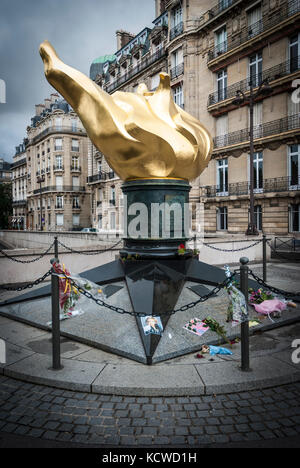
[50,93,59,103]
[44,98,51,109]
[35,104,45,116]
[116,30,135,51]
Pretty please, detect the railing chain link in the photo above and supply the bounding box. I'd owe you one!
[57,239,123,255]
[0,269,52,291]
[248,268,300,298]
[0,241,55,264]
[55,272,236,318]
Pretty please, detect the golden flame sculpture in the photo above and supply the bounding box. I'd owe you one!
[40,41,213,181]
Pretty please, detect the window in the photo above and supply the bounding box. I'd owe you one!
[151,73,161,91]
[217,69,227,101]
[56,196,63,209]
[55,154,63,169]
[73,214,80,226]
[247,4,262,38]
[56,214,64,226]
[71,119,77,132]
[55,138,62,151]
[218,0,233,12]
[171,4,182,28]
[171,47,184,78]
[217,159,228,195]
[110,211,116,230]
[217,207,228,230]
[172,83,184,108]
[71,139,79,152]
[252,103,263,138]
[55,175,63,189]
[98,161,102,173]
[289,204,300,232]
[253,152,264,192]
[249,52,262,87]
[289,33,300,72]
[72,176,80,190]
[73,196,80,208]
[72,156,79,169]
[216,114,228,146]
[55,117,62,130]
[215,27,227,55]
[98,214,103,229]
[254,205,263,231]
[289,144,300,188]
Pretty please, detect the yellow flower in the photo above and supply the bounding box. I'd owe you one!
[98,289,103,294]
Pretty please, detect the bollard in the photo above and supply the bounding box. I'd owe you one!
[262,234,267,282]
[50,256,63,370]
[54,236,58,258]
[240,257,251,372]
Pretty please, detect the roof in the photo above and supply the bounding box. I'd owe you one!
[92,55,116,65]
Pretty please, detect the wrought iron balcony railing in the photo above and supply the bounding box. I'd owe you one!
[28,126,87,146]
[87,172,107,184]
[11,158,26,168]
[70,165,81,172]
[213,114,300,148]
[105,47,167,94]
[207,0,300,63]
[170,63,184,80]
[53,165,64,171]
[170,22,184,41]
[33,185,86,194]
[12,200,27,207]
[205,176,300,198]
[208,57,300,106]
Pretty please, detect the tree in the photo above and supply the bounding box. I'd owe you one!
[0,182,12,229]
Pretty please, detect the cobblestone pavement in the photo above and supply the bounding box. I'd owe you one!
[0,375,299,447]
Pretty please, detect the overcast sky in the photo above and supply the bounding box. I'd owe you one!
[0,0,155,162]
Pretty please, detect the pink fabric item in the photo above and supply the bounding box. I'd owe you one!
[253,299,287,315]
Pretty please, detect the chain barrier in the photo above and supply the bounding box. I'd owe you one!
[266,239,300,262]
[248,269,300,298]
[0,269,52,291]
[55,271,236,318]
[0,241,55,264]
[201,239,263,253]
[57,239,123,255]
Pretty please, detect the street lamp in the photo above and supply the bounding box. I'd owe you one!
[232,78,273,236]
[37,175,45,231]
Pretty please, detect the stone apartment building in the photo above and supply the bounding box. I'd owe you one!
[88,0,300,236]
[0,158,12,183]
[11,141,27,229]
[25,94,91,231]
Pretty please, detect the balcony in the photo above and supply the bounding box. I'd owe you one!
[71,146,79,152]
[12,200,27,207]
[207,0,300,64]
[53,165,64,172]
[33,185,86,195]
[27,126,87,146]
[205,176,300,198]
[208,57,300,107]
[11,158,26,168]
[105,47,166,94]
[169,22,184,41]
[170,63,184,80]
[55,204,64,210]
[87,172,107,184]
[70,165,81,172]
[213,114,300,150]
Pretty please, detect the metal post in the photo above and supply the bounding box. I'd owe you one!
[54,236,58,258]
[263,234,267,282]
[50,256,62,370]
[246,86,258,236]
[240,257,250,372]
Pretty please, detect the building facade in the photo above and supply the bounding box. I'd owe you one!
[11,141,27,230]
[0,158,12,183]
[88,0,300,236]
[26,94,91,232]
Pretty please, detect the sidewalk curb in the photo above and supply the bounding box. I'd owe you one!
[1,351,299,396]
